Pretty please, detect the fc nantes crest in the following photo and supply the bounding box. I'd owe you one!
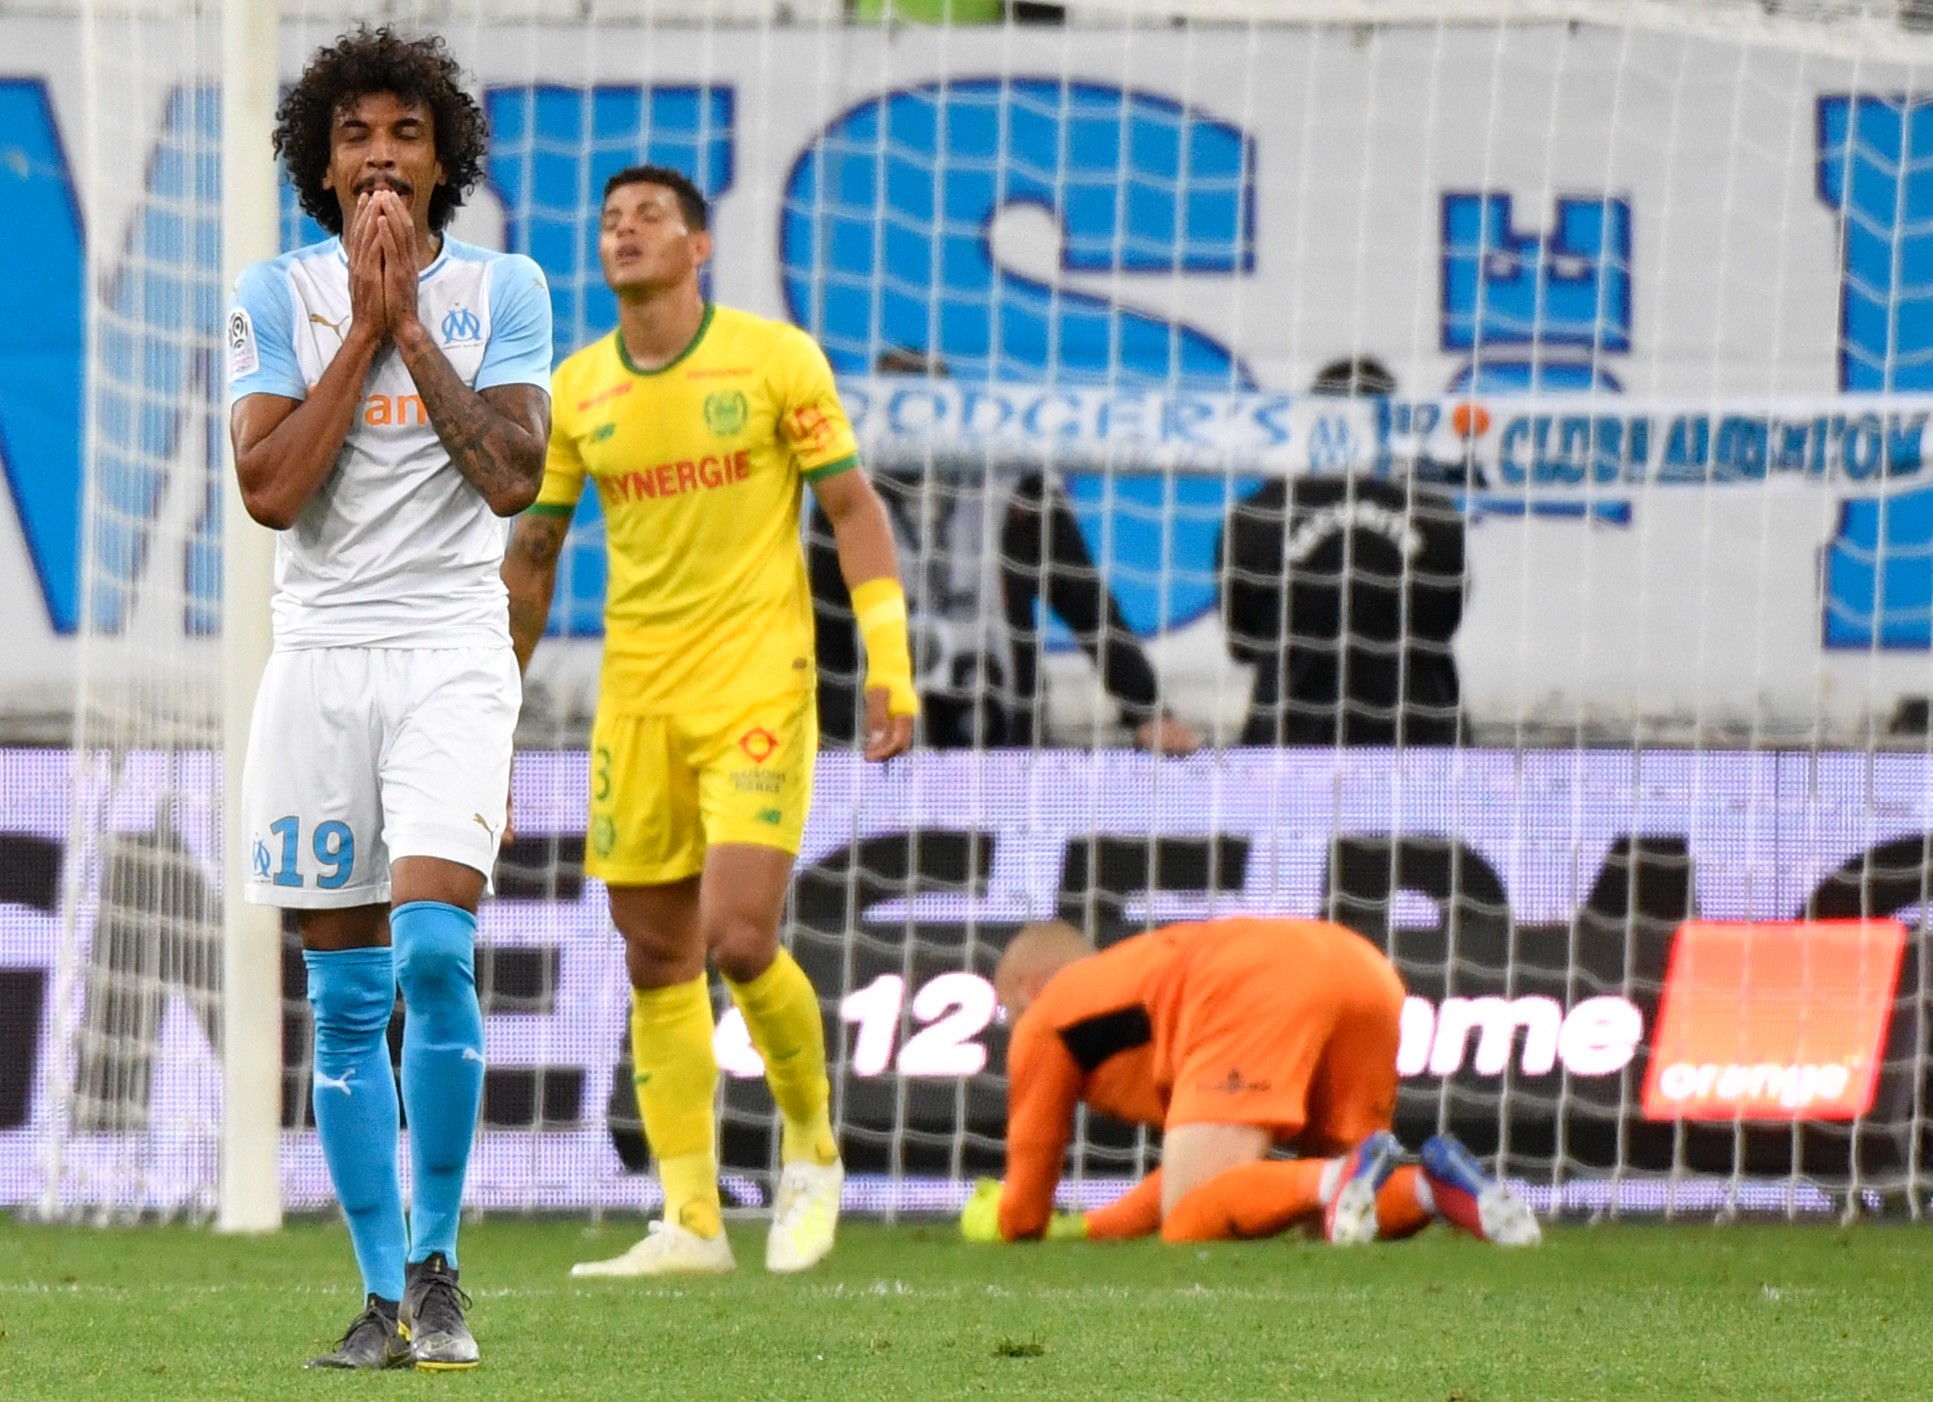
[704,389,749,437]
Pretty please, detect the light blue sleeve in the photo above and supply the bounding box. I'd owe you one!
[226,259,307,401]
[477,254,555,390]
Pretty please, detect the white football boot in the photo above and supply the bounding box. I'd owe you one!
[569,1220,737,1278]
[765,1160,844,1273]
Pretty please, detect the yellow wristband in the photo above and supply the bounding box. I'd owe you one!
[850,578,919,716]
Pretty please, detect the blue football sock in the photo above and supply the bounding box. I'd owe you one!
[304,946,406,1302]
[392,901,485,1269]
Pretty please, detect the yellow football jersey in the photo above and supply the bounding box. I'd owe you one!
[536,304,860,713]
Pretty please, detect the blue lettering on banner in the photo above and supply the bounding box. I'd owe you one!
[781,79,1259,637]
[0,82,225,638]
[486,84,735,365]
[780,79,1254,386]
[1826,490,1933,648]
[1441,192,1631,394]
[1482,410,1928,488]
[3,72,1931,656]
[1818,97,1933,648]
[484,83,736,639]
[0,80,84,634]
[98,85,224,638]
[1440,191,1632,536]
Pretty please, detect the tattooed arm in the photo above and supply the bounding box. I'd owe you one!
[397,340,550,517]
[373,192,550,515]
[502,509,571,674]
[231,193,388,529]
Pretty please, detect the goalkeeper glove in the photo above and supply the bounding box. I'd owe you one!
[960,1178,1003,1243]
[1047,1210,1090,1242]
[960,1179,1090,1243]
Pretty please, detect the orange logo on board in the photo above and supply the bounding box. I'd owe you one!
[739,727,778,764]
[1639,919,1906,1122]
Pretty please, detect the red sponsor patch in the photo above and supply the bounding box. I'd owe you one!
[738,727,778,764]
[787,403,835,453]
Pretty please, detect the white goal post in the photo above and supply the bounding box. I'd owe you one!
[217,0,284,1235]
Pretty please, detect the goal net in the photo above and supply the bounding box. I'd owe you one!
[16,0,1933,1224]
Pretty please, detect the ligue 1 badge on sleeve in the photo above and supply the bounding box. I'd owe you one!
[227,308,258,380]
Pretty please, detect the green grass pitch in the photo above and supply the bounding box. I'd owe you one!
[2,1217,1930,1400]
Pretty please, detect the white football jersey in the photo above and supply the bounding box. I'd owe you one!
[226,236,553,649]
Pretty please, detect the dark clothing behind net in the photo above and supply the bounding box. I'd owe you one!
[810,472,1161,749]
[1217,475,1466,747]
[995,474,1161,746]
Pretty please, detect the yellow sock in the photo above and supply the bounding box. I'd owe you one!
[630,978,723,1238]
[724,949,838,1166]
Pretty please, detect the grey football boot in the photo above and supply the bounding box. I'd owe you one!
[305,1294,410,1369]
[400,1252,480,1371]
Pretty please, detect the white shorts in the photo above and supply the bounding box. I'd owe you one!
[242,646,520,909]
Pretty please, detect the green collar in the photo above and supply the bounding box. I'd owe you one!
[614,301,715,377]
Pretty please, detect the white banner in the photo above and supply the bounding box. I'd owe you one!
[6,19,1933,738]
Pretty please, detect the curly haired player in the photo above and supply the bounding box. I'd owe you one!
[227,24,551,1371]
[962,918,1541,1248]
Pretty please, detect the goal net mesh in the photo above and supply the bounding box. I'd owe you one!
[23,0,1933,1222]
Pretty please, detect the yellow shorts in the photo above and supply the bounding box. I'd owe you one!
[585,688,817,886]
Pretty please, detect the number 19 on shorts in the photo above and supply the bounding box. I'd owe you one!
[254,815,358,890]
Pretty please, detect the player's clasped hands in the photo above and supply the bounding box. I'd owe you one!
[345,191,387,344]
[371,189,420,335]
[346,187,420,345]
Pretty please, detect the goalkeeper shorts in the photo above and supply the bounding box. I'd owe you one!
[585,686,817,886]
[1163,920,1404,1155]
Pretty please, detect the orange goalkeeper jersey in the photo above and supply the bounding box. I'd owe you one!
[998,917,1404,1241]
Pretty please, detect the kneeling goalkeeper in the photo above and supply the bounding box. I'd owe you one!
[965,918,1540,1246]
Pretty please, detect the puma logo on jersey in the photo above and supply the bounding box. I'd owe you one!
[472,812,493,834]
[309,311,351,340]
